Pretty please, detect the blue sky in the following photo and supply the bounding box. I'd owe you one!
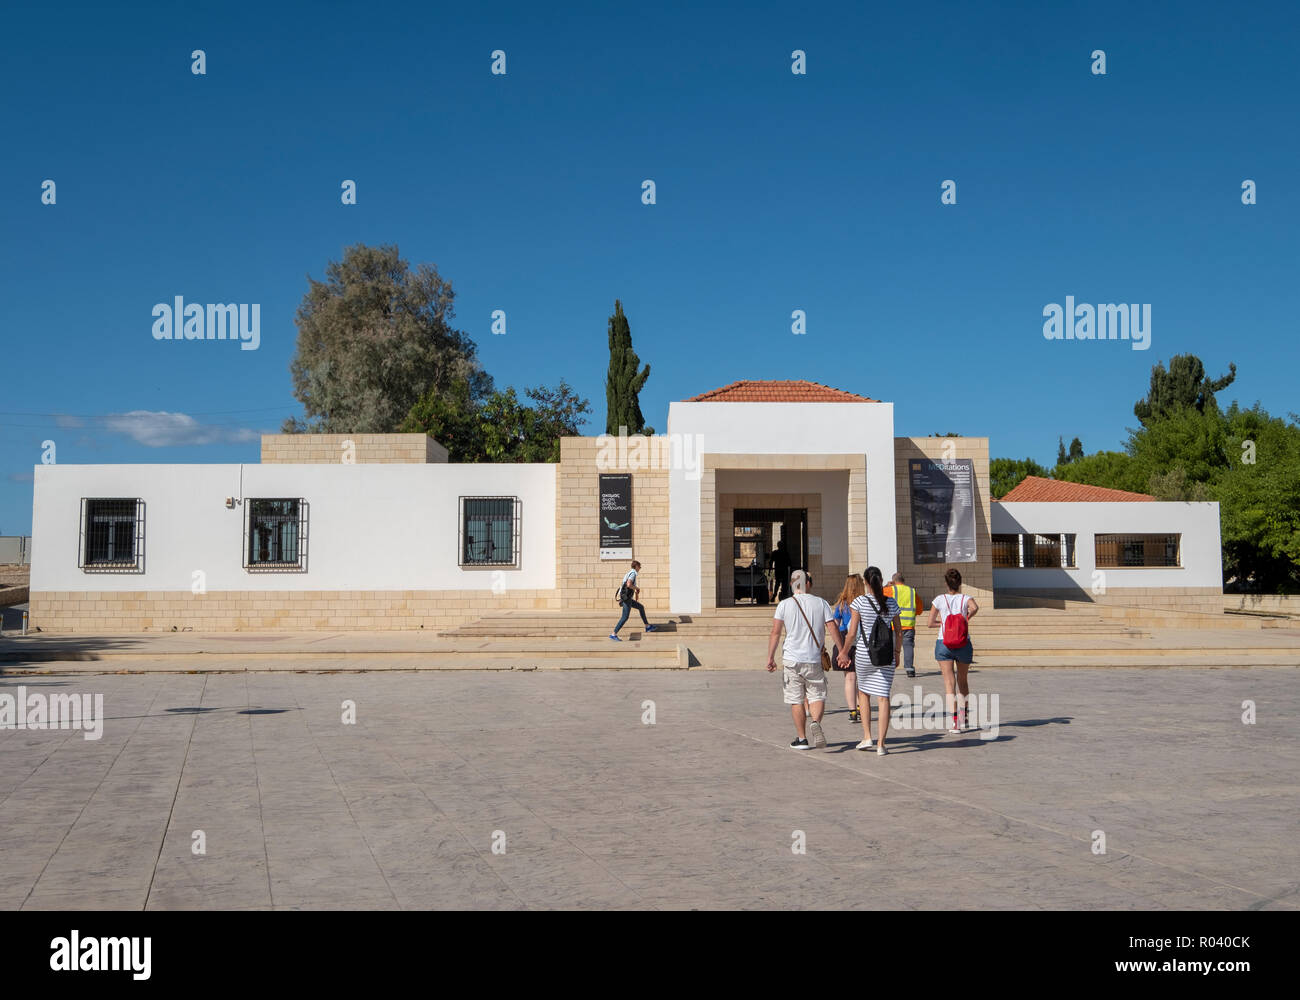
[1,0,1296,534]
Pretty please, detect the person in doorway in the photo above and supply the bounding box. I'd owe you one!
[610,560,657,640]
[771,539,792,601]
[767,569,844,750]
[926,567,979,733]
[883,572,919,678]
[832,574,866,722]
[838,566,902,755]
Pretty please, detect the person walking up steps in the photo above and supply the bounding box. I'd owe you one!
[832,574,866,722]
[838,566,902,755]
[926,567,979,734]
[610,561,657,640]
[767,569,844,750]
[884,572,919,678]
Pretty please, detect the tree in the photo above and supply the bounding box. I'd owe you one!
[399,376,483,462]
[402,378,590,463]
[524,381,593,462]
[1127,405,1229,485]
[605,300,652,435]
[990,457,1050,498]
[1215,403,1300,591]
[1052,450,1148,493]
[1133,354,1236,427]
[285,244,492,433]
[1056,437,1067,466]
[1068,437,1084,462]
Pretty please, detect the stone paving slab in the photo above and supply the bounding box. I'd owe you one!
[0,667,1295,910]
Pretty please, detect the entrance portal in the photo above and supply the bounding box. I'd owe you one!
[732,507,808,605]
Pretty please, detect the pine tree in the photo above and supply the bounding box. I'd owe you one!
[1134,354,1236,427]
[605,300,652,435]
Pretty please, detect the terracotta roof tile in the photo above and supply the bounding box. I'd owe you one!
[997,476,1155,503]
[684,380,876,403]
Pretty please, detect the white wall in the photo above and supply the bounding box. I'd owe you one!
[991,501,1222,591]
[667,400,896,612]
[31,463,556,592]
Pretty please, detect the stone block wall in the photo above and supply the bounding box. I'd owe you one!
[261,434,447,464]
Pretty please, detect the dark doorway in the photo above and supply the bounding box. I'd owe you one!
[732,507,808,605]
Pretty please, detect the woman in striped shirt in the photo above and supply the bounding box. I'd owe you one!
[837,565,902,754]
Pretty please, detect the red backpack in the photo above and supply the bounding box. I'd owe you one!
[941,594,969,649]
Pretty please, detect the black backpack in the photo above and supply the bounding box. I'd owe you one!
[864,595,894,667]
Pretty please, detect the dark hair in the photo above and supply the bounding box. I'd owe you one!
[631,560,641,569]
[864,566,887,611]
[944,568,962,591]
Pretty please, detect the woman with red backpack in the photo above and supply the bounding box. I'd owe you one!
[926,567,979,734]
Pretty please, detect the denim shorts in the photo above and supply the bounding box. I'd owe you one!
[934,638,974,662]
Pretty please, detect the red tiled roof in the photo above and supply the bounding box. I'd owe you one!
[684,380,876,403]
[997,476,1155,503]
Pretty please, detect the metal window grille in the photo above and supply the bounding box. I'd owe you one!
[244,498,309,571]
[459,497,520,566]
[1095,533,1180,568]
[991,534,1019,568]
[992,533,1078,568]
[79,498,145,573]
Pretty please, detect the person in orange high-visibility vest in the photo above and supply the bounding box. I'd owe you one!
[883,573,919,678]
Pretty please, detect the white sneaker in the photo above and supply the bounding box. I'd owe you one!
[856,739,874,751]
[876,745,888,756]
[806,719,827,749]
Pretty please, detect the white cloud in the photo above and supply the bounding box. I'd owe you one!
[101,411,261,448]
[54,414,85,429]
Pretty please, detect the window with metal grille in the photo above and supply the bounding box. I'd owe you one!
[460,497,519,566]
[1095,533,1180,568]
[244,498,308,571]
[991,532,1078,568]
[991,534,1019,568]
[79,498,145,572]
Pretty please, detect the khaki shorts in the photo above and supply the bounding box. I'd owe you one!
[782,660,827,705]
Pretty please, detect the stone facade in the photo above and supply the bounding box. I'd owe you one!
[556,437,670,611]
[261,433,447,464]
[893,437,994,608]
[717,492,828,606]
[997,586,1223,615]
[699,454,867,610]
[27,589,559,633]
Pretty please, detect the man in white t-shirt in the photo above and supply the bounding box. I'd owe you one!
[766,570,844,750]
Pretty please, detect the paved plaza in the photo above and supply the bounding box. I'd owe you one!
[1,665,1296,910]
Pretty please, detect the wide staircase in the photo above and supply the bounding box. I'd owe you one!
[439,604,1299,670]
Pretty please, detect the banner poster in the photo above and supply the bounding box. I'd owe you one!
[599,474,632,559]
[909,458,977,564]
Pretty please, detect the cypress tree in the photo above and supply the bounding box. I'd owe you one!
[605,300,652,435]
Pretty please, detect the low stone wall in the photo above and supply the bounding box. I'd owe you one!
[261,433,447,464]
[995,590,1258,629]
[996,587,1223,616]
[28,589,562,633]
[0,586,28,608]
[1224,594,1300,617]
